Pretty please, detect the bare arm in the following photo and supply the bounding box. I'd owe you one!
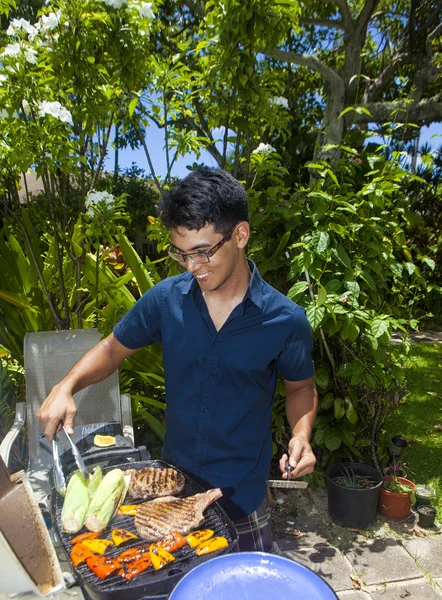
[37,333,137,441]
[279,376,318,479]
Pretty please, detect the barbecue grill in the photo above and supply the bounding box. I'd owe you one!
[52,460,238,600]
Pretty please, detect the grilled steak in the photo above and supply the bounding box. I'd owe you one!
[126,467,185,499]
[135,488,223,541]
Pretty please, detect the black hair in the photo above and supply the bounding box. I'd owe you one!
[157,167,249,236]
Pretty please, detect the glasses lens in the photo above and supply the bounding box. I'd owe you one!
[190,253,209,264]
[168,250,185,262]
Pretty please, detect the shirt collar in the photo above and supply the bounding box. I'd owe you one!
[181,258,263,310]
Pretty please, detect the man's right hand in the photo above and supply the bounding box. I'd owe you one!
[37,384,77,441]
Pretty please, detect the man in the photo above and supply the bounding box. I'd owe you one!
[38,167,317,552]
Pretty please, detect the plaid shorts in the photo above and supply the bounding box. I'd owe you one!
[233,495,272,552]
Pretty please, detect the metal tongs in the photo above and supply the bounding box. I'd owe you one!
[267,465,309,489]
[52,426,88,496]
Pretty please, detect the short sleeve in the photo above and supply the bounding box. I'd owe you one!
[113,282,164,349]
[277,306,315,381]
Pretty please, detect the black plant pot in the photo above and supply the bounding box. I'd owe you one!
[417,505,437,528]
[326,462,383,529]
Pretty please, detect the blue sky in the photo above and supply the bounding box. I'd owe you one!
[104,121,442,180]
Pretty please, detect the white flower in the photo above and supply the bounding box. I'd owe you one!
[100,0,128,8]
[269,96,289,109]
[38,100,73,125]
[0,74,7,84]
[40,10,62,31]
[86,191,115,215]
[134,2,154,19]
[24,46,38,64]
[22,99,31,116]
[0,109,9,118]
[1,43,21,57]
[6,18,38,38]
[1,42,37,63]
[252,143,277,155]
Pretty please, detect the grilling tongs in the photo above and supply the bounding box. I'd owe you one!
[267,465,309,489]
[52,425,88,496]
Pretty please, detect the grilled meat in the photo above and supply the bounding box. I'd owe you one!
[126,467,185,500]
[135,488,223,541]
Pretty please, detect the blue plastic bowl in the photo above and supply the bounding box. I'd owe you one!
[168,552,338,599]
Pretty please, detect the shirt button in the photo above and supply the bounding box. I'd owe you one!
[201,438,207,443]
[209,373,216,379]
[202,406,208,412]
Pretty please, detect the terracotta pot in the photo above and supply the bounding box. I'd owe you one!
[378,476,416,520]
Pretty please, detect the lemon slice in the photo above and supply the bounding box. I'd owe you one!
[94,434,116,447]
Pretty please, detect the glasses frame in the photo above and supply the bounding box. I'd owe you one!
[167,224,239,265]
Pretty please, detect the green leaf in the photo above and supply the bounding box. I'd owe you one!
[334,397,345,419]
[306,305,325,329]
[314,365,329,389]
[345,400,358,424]
[422,257,435,271]
[340,428,355,447]
[287,281,309,301]
[371,318,389,338]
[118,234,154,295]
[128,97,139,118]
[320,392,334,410]
[324,426,343,451]
[0,289,37,312]
[335,245,351,267]
[314,231,330,253]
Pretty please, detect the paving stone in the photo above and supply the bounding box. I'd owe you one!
[402,534,442,578]
[284,543,354,592]
[370,581,442,599]
[274,513,335,549]
[342,538,423,585]
[310,488,329,514]
[337,592,373,599]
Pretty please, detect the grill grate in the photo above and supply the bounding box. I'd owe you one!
[53,460,238,600]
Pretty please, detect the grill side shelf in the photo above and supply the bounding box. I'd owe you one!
[53,460,238,600]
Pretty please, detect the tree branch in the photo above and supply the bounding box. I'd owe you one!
[355,0,379,34]
[264,48,344,89]
[354,95,442,125]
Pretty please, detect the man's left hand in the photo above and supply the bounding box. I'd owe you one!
[279,436,316,479]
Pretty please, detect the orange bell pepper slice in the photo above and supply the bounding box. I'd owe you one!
[149,544,175,571]
[116,544,150,565]
[86,556,119,580]
[185,529,214,549]
[195,536,228,556]
[111,528,138,546]
[118,555,152,581]
[117,504,139,516]
[71,543,95,567]
[82,538,114,555]
[71,532,101,545]
[157,531,186,554]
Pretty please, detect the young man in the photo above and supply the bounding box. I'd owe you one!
[38,167,317,552]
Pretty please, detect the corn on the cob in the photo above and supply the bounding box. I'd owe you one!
[85,469,130,532]
[88,465,103,497]
[61,472,90,533]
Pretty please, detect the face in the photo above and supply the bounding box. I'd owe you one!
[170,222,250,293]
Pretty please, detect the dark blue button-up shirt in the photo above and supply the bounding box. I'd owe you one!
[114,260,314,519]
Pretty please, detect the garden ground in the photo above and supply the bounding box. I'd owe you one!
[270,486,442,598]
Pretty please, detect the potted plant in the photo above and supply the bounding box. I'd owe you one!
[415,485,436,508]
[378,461,416,520]
[417,505,437,528]
[326,462,383,528]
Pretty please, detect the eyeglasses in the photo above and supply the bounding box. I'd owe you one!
[167,225,238,264]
